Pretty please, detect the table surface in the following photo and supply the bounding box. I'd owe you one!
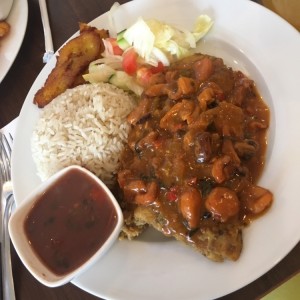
[0,0,299,299]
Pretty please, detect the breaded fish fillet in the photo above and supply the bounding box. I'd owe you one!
[133,206,242,262]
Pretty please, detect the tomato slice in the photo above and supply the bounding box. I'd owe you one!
[106,38,124,56]
[136,62,165,86]
[122,48,138,75]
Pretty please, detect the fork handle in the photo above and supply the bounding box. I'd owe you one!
[1,194,16,300]
[38,0,54,63]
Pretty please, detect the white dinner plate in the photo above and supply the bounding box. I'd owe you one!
[11,0,300,299]
[0,0,28,83]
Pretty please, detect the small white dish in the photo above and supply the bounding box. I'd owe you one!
[9,165,123,287]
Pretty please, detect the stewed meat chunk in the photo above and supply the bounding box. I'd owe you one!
[118,53,273,262]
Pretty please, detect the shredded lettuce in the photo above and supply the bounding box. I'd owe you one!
[122,15,213,66]
[146,19,174,47]
[193,15,214,41]
[84,13,213,94]
[147,47,170,67]
[123,18,155,62]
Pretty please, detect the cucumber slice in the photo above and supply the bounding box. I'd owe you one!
[83,64,116,83]
[117,29,130,50]
[117,38,130,50]
[109,71,130,90]
[117,29,127,41]
[109,71,143,96]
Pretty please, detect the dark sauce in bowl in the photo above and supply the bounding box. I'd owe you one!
[24,168,119,276]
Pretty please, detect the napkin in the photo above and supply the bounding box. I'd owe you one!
[0,117,18,138]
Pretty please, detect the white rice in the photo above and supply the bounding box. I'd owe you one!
[31,82,137,186]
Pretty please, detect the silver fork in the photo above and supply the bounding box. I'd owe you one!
[0,132,16,300]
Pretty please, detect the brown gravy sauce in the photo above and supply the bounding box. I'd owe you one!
[118,53,273,240]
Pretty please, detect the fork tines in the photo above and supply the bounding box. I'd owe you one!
[0,133,12,182]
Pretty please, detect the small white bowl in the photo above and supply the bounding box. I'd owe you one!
[9,165,123,287]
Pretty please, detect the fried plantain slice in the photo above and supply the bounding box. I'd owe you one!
[33,24,108,108]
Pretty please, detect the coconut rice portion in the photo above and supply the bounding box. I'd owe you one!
[31,82,137,186]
